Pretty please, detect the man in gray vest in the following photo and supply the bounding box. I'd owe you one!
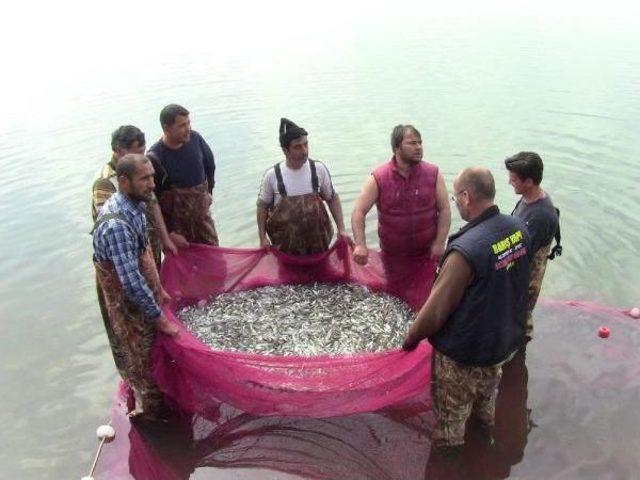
[403,167,531,452]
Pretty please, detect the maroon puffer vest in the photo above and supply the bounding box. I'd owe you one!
[373,158,439,256]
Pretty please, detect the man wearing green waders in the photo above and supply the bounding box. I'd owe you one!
[256,118,349,255]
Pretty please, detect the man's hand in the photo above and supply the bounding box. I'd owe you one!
[162,237,178,256]
[338,230,355,247]
[169,232,189,249]
[260,236,271,249]
[156,314,180,339]
[402,335,420,352]
[159,288,171,305]
[353,244,369,265]
[430,242,446,261]
[402,320,422,351]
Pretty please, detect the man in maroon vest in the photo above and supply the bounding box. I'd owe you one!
[351,125,451,264]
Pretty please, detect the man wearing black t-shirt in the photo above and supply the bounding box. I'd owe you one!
[505,151,559,340]
[147,104,219,246]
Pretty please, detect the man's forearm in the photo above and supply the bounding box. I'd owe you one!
[434,207,452,246]
[150,201,172,246]
[351,210,367,246]
[327,194,346,233]
[257,206,269,242]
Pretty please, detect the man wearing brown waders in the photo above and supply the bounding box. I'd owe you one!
[256,118,348,255]
[91,126,177,374]
[93,154,179,420]
[148,104,219,247]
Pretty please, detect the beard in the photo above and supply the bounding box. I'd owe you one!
[129,189,153,203]
[398,149,422,164]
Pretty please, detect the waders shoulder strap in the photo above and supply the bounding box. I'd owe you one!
[90,212,132,235]
[309,159,320,193]
[274,163,287,197]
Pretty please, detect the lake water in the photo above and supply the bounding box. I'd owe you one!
[1,2,639,479]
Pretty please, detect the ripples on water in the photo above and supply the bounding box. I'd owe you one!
[1,4,639,479]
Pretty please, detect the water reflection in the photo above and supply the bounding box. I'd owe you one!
[96,347,532,479]
[424,347,530,479]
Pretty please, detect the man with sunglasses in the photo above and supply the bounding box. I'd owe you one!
[505,152,560,340]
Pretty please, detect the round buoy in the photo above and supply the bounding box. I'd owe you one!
[629,307,640,319]
[598,327,610,338]
[96,424,116,441]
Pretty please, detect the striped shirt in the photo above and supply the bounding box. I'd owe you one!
[93,192,161,320]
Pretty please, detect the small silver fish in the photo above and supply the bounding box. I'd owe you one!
[178,283,413,356]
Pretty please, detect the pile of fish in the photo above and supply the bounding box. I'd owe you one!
[178,283,414,355]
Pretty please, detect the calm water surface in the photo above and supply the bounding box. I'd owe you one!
[1,2,639,479]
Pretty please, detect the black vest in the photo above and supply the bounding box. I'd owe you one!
[430,206,531,366]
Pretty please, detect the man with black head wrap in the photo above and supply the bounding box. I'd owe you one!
[256,118,348,255]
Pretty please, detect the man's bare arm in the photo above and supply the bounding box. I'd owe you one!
[256,204,271,248]
[351,176,379,265]
[150,201,180,254]
[430,172,451,260]
[327,193,347,236]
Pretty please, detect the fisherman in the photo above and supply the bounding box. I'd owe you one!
[505,151,560,340]
[93,153,179,419]
[402,167,530,452]
[351,124,451,265]
[256,118,348,255]
[147,104,218,247]
[91,125,177,262]
[91,126,176,373]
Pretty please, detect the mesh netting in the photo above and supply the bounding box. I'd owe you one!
[152,237,437,419]
[94,238,640,479]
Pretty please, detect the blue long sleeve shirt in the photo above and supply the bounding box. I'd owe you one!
[93,192,161,321]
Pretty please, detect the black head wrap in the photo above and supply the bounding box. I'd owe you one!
[279,118,308,149]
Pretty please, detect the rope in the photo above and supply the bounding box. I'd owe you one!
[85,421,113,479]
[87,437,106,478]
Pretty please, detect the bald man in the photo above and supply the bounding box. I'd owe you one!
[403,167,531,450]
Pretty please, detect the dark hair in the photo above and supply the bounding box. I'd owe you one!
[390,125,421,150]
[160,104,190,128]
[111,125,145,152]
[116,153,149,179]
[459,167,496,202]
[504,151,544,185]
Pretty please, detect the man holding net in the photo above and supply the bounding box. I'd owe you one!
[256,118,349,255]
[403,167,531,452]
[91,125,176,374]
[93,154,179,419]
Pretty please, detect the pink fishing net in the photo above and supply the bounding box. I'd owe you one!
[152,236,438,419]
[94,238,640,479]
